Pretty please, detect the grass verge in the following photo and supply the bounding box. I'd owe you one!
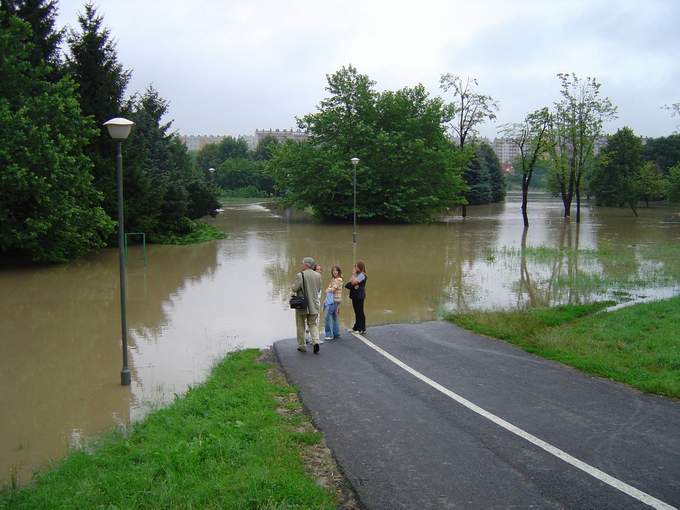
[0,350,337,509]
[446,297,680,398]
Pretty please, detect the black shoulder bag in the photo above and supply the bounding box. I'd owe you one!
[289,271,309,310]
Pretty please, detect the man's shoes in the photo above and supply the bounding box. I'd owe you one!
[297,346,307,353]
[313,343,320,354]
[324,336,333,340]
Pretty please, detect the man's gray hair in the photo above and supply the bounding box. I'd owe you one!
[302,257,315,268]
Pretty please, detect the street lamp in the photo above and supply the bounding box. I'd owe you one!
[104,117,135,386]
[208,167,215,181]
[350,157,360,243]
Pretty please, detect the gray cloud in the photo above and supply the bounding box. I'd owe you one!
[56,0,679,139]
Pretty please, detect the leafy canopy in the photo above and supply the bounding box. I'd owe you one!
[268,65,468,222]
[0,16,113,262]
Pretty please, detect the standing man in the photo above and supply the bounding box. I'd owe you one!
[292,257,322,354]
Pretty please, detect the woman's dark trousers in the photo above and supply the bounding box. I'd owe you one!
[352,298,366,332]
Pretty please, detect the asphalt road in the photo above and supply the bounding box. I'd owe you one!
[273,321,680,510]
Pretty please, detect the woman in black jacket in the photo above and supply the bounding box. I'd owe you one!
[345,260,367,334]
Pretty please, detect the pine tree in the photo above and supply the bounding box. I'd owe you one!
[65,2,131,218]
[478,142,506,202]
[0,0,63,69]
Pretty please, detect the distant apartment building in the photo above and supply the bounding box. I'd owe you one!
[492,138,521,166]
[255,128,308,144]
[492,135,617,170]
[180,134,227,151]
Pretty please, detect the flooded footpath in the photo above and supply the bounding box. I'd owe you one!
[1,193,679,483]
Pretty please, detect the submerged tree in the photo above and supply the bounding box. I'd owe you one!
[590,127,643,215]
[440,74,499,216]
[269,66,468,222]
[500,107,552,227]
[548,73,617,222]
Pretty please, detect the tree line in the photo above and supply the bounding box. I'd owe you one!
[0,1,220,263]
[194,135,278,198]
[502,74,679,227]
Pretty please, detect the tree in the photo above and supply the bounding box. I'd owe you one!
[120,87,218,234]
[65,2,131,218]
[0,0,63,70]
[439,74,499,217]
[548,73,617,222]
[0,17,113,262]
[463,150,491,205]
[195,136,250,173]
[638,161,667,207]
[642,134,680,176]
[590,127,642,215]
[665,164,680,203]
[478,142,506,203]
[216,158,272,194]
[500,107,551,226]
[269,67,467,222]
[252,135,279,161]
[439,74,499,148]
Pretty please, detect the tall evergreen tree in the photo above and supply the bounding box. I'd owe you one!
[0,0,63,69]
[463,149,491,205]
[65,2,131,217]
[122,87,218,234]
[0,16,113,262]
[478,142,506,203]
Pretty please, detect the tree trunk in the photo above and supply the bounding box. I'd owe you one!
[462,204,467,218]
[631,204,639,217]
[575,187,581,223]
[521,182,529,227]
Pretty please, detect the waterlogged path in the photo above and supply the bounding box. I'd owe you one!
[1,194,679,483]
[275,323,680,509]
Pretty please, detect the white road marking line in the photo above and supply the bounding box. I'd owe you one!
[351,332,676,510]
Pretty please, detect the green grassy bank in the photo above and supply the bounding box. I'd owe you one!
[1,350,335,510]
[446,297,680,398]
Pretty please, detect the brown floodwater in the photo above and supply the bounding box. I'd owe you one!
[1,192,679,484]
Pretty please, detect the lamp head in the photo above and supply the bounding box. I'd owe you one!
[103,117,135,140]
[350,157,360,166]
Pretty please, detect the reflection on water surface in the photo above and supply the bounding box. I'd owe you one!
[1,192,679,483]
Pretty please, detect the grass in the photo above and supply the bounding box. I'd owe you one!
[446,297,680,398]
[149,221,226,245]
[0,350,335,510]
[491,242,680,294]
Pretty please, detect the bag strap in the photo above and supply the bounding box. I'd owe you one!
[300,270,309,313]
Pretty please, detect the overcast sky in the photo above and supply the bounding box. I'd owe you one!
[56,0,680,139]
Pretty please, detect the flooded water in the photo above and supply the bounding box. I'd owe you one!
[1,192,679,484]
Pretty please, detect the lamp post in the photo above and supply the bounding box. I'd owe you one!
[104,117,135,386]
[208,167,215,183]
[350,157,360,243]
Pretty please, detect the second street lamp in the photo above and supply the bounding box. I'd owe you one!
[103,117,135,386]
[351,157,360,244]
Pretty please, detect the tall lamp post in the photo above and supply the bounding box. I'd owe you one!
[208,167,215,183]
[350,157,360,243]
[104,117,135,386]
